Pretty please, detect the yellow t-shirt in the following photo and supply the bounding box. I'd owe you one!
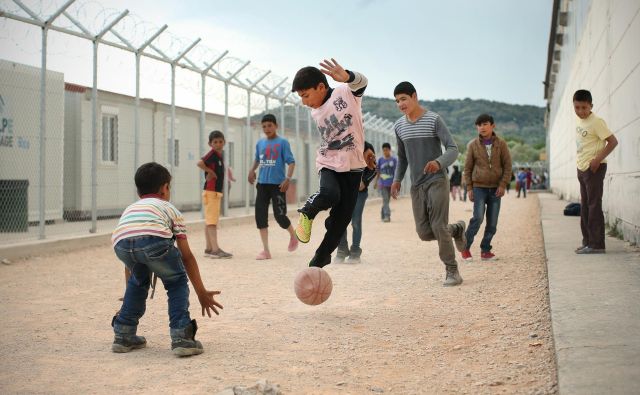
[576,112,612,171]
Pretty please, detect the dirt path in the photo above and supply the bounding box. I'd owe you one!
[0,193,557,394]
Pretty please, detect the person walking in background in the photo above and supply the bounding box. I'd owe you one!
[247,114,298,260]
[375,142,397,222]
[390,81,466,287]
[335,141,377,263]
[573,89,618,254]
[197,131,233,259]
[526,167,533,190]
[449,165,463,201]
[516,167,527,198]
[461,114,512,262]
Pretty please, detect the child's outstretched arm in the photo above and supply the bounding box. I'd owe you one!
[176,238,223,317]
[319,58,368,96]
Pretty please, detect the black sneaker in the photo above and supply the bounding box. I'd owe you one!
[171,319,204,357]
[112,334,147,353]
[309,254,331,268]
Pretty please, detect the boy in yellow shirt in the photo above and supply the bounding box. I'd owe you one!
[573,90,618,254]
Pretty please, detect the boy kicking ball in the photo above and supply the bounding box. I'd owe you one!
[291,58,375,268]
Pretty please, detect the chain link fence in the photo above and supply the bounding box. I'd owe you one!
[0,0,397,245]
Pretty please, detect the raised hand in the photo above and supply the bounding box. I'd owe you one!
[319,58,349,83]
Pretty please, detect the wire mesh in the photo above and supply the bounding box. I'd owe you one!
[0,0,395,245]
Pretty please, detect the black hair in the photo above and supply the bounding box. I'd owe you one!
[573,89,592,103]
[382,142,391,150]
[475,113,495,126]
[261,114,277,124]
[135,162,171,196]
[393,81,416,97]
[208,130,225,143]
[364,141,375,154]
[291,66,328,92]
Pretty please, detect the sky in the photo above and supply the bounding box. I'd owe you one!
[0,0,553,114]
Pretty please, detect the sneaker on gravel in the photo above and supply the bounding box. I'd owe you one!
[288,236,299,252]
[295,213,313,243]
[208,249,232,259]
[112,334,147,353]
[255,250,272,260]
[481,251,496,261]
[461,249,473,261]
[443,266,463,287]
[453,220,467,252]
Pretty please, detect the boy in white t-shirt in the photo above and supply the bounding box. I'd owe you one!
[291,58,375,267]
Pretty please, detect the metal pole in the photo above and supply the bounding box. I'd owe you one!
[38,26,47,239]
[169,63,176,174]
[200,73,206,217]
[245,90,251,213]
[134,53,140,170]
[90,41,98,233]
[294,104,300,206]
[223,82,229,216]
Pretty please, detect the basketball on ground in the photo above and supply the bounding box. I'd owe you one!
[294,267,333,305]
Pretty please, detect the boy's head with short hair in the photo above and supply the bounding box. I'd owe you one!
[292,66,329,109]
[208,130,226,153]
[261,114,278,139]
[135,162,171,199]
[573,89,593,119]
[382,142,391,157]
[475,113,496,139]
[393,81,419,116]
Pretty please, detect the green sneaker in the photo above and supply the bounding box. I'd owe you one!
[295,213,313,243]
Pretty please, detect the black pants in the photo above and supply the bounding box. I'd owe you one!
[255,183,291,229]
[577,164,607,249]
[299,168,362,263]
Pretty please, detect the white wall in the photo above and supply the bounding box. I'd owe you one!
[0,60,64,223]
[547,0,640,244]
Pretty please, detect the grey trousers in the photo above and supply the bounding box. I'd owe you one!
[410,177,458,268]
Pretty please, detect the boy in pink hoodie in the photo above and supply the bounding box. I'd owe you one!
[291,58,374,267]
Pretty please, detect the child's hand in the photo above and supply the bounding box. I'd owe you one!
[197,290,223,317]
[319,58,349,83]
[423,160,441,174]
[364,150,376,170]
[206,172,217,182]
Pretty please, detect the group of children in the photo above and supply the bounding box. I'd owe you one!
[110,55,618,356]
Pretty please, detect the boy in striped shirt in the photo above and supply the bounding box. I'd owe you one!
[111,162,223,356]
[390,82,466,287]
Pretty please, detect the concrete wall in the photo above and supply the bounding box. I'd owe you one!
[546,0,640,245]
[0,60,64,222]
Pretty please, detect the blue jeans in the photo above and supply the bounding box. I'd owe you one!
[380,186,391,219]
[338,190,368,255]
[114,236,191,331]
[465,187,502,252]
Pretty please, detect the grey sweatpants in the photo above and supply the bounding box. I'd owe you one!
[410,177,458,268]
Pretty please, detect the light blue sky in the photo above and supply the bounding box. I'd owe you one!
[120,0,553,106]
[1,0,552,107]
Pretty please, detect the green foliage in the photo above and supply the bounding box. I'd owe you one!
[361,96,546,161]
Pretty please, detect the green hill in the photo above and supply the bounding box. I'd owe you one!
[362,96,546,154]
[254,96,547,163]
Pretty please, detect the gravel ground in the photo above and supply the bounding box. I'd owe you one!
[0,192,557,394]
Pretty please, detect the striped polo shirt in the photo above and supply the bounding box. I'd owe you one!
[393,110,458,187]
[112,194,187,246]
